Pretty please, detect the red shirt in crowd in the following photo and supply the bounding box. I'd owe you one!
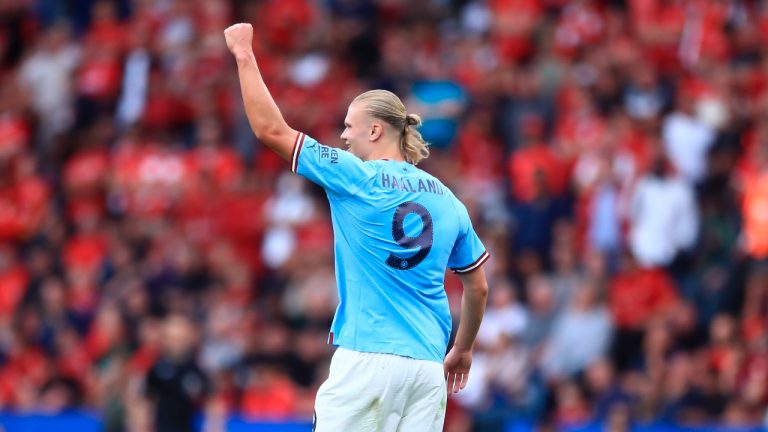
[77,47,122,102]
[65,147,110,192]
[741,170,768,259]
[489,0,543,63]
[64,232,108,273]
[240,369,298,420]
[0,175,49,242]
[0,114,29,157]
[83,5,126,55]
[186,146,243,191]
[609,266,679,330]
[554,0,605,59]
[56,334,91,383]
[457,117,503,184]
[629,0,685,70]
[508,142,569,202]
[0,263,28,321]
[257,0,316,51]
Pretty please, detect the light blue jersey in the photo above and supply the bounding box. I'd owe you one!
[291,133,489,363]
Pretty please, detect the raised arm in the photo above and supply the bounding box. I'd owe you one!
[444,266,488,394]
[224,23,298,161]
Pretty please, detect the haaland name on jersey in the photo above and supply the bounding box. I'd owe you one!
[381,173,445,195]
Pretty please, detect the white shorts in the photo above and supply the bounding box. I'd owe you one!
[314,347,447,432]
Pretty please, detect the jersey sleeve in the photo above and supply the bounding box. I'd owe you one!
[291,132,375,199]
[448,200,489,274]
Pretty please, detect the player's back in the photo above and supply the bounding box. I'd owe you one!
[293,134,488,362]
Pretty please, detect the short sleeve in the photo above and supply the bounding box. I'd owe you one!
[291,132,375,199]
[448,200,489,273]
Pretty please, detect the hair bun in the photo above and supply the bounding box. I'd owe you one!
[405,113,422,127]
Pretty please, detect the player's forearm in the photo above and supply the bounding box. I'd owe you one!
[453,278,488,352]
[233,50,292,159]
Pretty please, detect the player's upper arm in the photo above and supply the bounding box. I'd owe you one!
[448,198,489,274]
[258,122,300,162]
[292,132,376,199]
[457,265,489,295]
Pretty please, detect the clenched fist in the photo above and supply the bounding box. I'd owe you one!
[224,23,253,57]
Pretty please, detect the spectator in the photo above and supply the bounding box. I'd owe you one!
[0,245,28,324]
[488,0,542,65]
[583,358,629,422]
[476,279,528,347]
[497,68,554,153]
[609,252,679,371]
[623,61,671,122]
[573,127,636,260]
[628,150,699,268]
[115,21,151,129]
[18,23,79,148]
[508,113,567,203]
[0,154,50,243]
[458,290,532,431]
[547,225,582,304]
[540,282,613,380]
[239,364,298,421]
[661,87,716,185]
[740,141,768,260]
[510,170,571,264]
[552,379,591,428]
[522,275,559,351]
[143,314,209,432]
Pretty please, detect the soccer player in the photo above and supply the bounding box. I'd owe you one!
[224,23,489,432]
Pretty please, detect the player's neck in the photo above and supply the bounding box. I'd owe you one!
[365,141,405,162]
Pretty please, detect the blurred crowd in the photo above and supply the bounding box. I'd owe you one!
[0,0,767,431]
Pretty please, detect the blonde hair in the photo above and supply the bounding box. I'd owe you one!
[352,90,430,165]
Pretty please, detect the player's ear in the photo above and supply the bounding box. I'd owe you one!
[370,122,383,141]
